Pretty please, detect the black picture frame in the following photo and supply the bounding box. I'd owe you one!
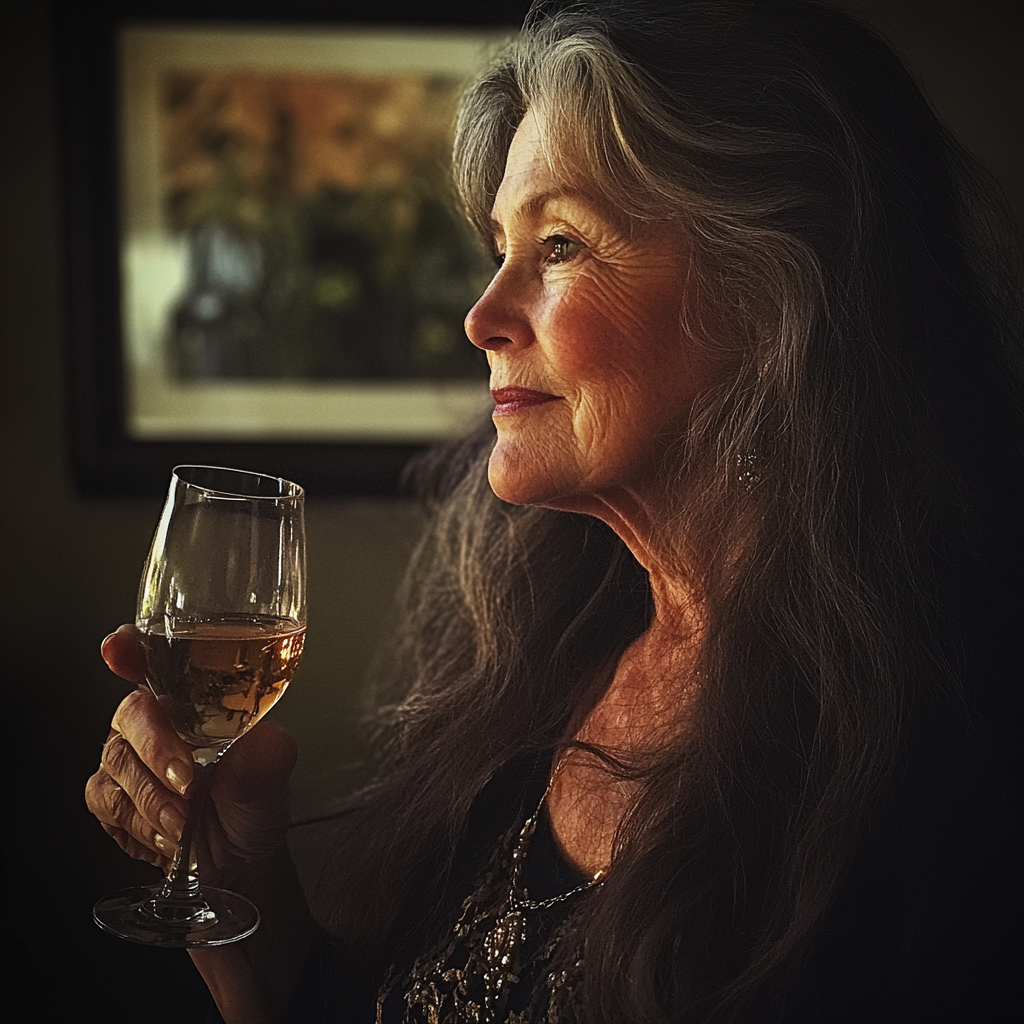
[56,0,528,496]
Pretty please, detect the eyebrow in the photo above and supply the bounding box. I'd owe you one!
[488,186,595,236]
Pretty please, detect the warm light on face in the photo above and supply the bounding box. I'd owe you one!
[465,112,724,518]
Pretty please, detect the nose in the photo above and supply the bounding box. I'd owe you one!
[464,265,530,352]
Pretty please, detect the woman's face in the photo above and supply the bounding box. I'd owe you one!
[465,112,725,517]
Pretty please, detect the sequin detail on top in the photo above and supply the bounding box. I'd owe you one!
[378,791,606,1024]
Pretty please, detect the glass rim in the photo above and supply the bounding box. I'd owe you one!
[172,464,304,500]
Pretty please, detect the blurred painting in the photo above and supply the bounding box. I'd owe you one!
[119,25,500,441]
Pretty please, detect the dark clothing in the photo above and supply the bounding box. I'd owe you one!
[276,729,1018,1023]
[286,763,582,1023]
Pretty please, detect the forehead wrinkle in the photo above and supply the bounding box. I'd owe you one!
[490,185,598,232]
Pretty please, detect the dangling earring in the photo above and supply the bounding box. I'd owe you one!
[736,450,760,491]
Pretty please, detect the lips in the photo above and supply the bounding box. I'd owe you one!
[490,386,560,416]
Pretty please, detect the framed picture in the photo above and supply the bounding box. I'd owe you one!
[57,1,527,495]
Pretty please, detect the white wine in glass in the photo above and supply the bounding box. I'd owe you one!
[93,465,306,947]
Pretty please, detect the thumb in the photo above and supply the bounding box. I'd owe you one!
[101,624,148,683]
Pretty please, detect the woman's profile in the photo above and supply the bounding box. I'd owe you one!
[88,2,1022,1020]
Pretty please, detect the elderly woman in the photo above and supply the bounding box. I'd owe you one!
[88,1,1020,1021]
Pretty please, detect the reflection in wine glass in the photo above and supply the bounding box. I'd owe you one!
[93,465,306,947]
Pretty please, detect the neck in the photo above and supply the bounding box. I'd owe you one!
[557,483,701,633]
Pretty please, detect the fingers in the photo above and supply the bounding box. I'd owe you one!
[111,688,196,797]
[85,688,194,866]
[101,726,188,834]
[101,624,147,683]
[87,683,300,879]
[86,729,187,861]
[102,818,167,868]
[85,766,173,864]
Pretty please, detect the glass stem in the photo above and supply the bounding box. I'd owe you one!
[159,762,212,903]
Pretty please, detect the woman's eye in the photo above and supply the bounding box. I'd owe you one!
[492,250,506,268]
[543,235,581,265]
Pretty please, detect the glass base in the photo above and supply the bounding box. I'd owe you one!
[93,885,260,948]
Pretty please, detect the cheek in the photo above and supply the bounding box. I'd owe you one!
[552,269,689,373]
[545,302,638,397]
[551,295,689,422]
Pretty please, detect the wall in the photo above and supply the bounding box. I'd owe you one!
[1,2,1019,1020]
[3,6,425,1018]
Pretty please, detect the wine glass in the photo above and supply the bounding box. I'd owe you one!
[93,465,306,947]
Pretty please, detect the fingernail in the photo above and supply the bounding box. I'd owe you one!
[159,803,186,843]
[165,758,193,796]
[154,833,177,856]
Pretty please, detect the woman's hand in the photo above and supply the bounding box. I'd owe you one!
[85,624,298,886]
[87,625,314,1024]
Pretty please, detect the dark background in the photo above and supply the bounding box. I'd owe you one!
[1,1,1020,1020]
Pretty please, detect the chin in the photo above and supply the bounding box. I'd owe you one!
[487,455,545,507]
[487,441,600,513]
[487,444,566,508]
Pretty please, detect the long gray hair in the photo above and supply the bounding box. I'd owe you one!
[314,3,1021,1020]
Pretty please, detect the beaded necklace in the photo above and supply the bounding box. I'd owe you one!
[383,767,606,1024]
